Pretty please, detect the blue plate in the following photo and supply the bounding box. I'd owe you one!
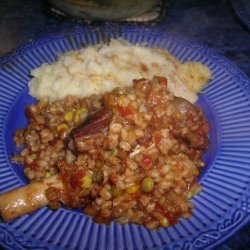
[0,26,250,250]
[231,0,250,29]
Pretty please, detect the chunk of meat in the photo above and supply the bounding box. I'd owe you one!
[172,96,197,115]
[171,97,209,151]
[69,107,113,153]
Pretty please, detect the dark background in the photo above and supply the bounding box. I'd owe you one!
[0,0,249,249]
[0,0,249,77]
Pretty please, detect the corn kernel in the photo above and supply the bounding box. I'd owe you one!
[64,111,74,122]
[187,191,193,199]
[57,123,69,132]
[76,108,87,115]
[175,113,182,120]
[160,217,169,227]
[84,206,98,216]
[38,100,48,108]
[81,176,92,189]
[74,108,87,124]
[199,162,205,167]
[73,113,80,124]
[56,123,69,132]
[125,185,139,194]
[45,171,51,178]
[111,186,123,197]
[95,161,102,168]
[193,168,199,175]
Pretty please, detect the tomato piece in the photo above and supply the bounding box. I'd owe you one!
[70,169,85,189]
[110,173,118,184]
[133,78,151,92]
[126,193,140,201]
[167,214,179,225]
[142,154,152,165]
[118,106,134,117]
[138,133,152,147]
[26,162,38,170]
[154,133,163,146]
[155,203,179,225]
[84,205,98,217]
[141,154,153,170]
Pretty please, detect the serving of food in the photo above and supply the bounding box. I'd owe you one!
[0,30,249,250]
[0,39,211,229]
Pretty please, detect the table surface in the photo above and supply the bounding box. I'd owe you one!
[0,0,250,249]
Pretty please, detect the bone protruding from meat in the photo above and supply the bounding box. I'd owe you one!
[0,175,63,222]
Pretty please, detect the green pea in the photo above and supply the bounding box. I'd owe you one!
[141,177,154,192]
[93,171,104,183]
[111,186,123,197]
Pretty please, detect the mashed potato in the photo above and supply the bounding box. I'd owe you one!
[28,39,211,103]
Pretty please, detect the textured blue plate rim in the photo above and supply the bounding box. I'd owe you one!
[0,25,249,250]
